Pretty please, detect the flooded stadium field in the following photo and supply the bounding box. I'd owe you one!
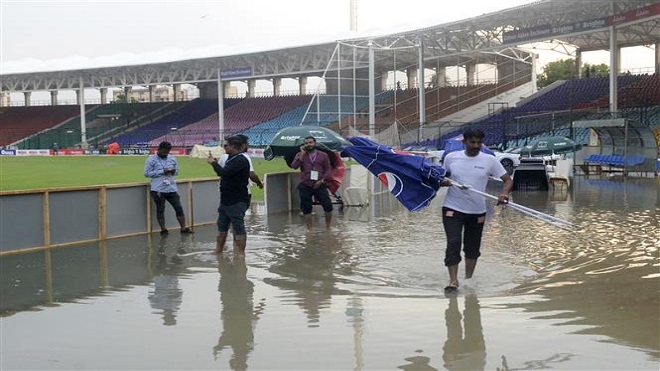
[1,176,658,370]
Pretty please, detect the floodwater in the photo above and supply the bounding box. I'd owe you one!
[1,176,658,370]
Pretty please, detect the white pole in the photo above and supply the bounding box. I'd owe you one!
[531,52,538,91]
[353,46,357,133]
[393,49,397,122]
[448,178,575,228]
[217,69,225,142]
[368,40,376,209]
[338,43,342,131]
[368,40,375,138]
[417,37,425,142]
[79,76,87,148]
[609,26,618,114]
[349,0,358,31]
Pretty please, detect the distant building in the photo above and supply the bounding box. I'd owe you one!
[0,92,10,107]
[225,85,239,98]
[112,86,187,103]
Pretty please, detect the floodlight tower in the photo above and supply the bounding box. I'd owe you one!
[349,0,357,31]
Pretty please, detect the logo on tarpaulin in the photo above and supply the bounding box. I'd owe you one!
[378,172,404,197]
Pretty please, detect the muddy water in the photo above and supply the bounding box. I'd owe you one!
[1,176,658,370]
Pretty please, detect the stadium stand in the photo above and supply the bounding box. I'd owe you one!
[573,73,659,109]
[2,74,657,153]
[332,80,530,136]
[148,95,313,147]
[0,106,81,147]
[237,106,310,146]
[17,102,173,149]
[147,98,243,147]
[107,99,218,146]
[424,74,658,149]
[236,94,372,146]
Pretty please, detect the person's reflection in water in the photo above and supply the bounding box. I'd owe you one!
[397,355,437,370]
[148,235,184,326]
[266,231,350,327]
[442,295,486,370]
[213,255,264,370]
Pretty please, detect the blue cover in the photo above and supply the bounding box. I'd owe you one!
[442,138,494,161]
[343,137,446,211]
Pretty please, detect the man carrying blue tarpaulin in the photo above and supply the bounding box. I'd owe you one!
[439,129,512,292]
[343,132,512,293]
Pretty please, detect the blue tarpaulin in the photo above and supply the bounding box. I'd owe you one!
[441,136,494,161]
[343,137,446,211]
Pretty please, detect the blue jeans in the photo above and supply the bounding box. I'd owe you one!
[442,207,486,266]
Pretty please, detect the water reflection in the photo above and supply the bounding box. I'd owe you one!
[264,230,352,326]
[497,353,575,371]
[346,295,365,369]
[0,177,658,369]
[397,355,437,371]
[442,295,486,370]
[147,236,184,326]
[214,255,265,370]
[499,177,660,359]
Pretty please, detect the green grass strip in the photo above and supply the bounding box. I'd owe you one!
[0,155,296,201]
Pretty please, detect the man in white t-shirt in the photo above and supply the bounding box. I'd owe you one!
[439,129,513,293]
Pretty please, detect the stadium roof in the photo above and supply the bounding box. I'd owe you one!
[1,0,658,93]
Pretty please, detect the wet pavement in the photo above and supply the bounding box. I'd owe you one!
[1,176,658,370]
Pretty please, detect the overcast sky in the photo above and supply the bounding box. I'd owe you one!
[0,0,556,73]
[1,0,656,99]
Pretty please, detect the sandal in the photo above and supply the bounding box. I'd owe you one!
[444,285,458,293]
[180,227,194,234]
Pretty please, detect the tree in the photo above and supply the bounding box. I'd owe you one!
[537,58,575,88]
[582,63,609,78]
[112,92,137,103]
[537,59,610,88]
[428,72,452,88]
[113,93,126,103]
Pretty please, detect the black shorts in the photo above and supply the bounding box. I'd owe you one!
[217,202,249,235]
[442,207,486,266]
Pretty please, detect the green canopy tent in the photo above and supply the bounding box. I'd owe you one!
[519,136,582,157]
[263,125,351,167]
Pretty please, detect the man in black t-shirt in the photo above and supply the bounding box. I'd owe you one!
[207,136,250,256]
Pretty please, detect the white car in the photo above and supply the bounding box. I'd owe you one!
[426,149,520,173]
[493,151,521,173]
